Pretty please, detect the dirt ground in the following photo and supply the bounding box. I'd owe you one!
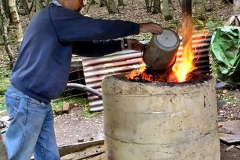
[54,108,104,146]
[48,0,240,159]
[54,89,240,160]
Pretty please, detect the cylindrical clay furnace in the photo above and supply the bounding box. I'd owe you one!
[102,74,220,160]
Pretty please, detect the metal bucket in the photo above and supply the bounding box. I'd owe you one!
[143,29,180,71]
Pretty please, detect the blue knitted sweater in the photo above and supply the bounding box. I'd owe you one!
[10,3,139,103]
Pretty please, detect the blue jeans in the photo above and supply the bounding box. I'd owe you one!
[4,85,60,160]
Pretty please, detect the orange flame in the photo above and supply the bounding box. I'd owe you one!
[171,37,196,82]
[125,60,146,79]
[171,15,195,82]
[170,16,210,82]
[125,60,153,81]
[125,16,209,83]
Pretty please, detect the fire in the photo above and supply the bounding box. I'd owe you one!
[172,23,196,82]
[172,41,195,82]
[125,60,154,82]
[125,16,209,83]
[171,28,209,82]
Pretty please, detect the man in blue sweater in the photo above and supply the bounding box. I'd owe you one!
[4,0,162,159]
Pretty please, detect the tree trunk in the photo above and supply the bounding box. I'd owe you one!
[152,0,160,14]
[1,0,15,67]
[19,0,30,15]
[35,0,44,12]
[85,0,98,13]
[8,0,23,44]
[103,0,119,14]
[99,0,105,7]
[118,0,124,7]
[2,0,10,18]
[145,0,152,13]
[162,0,173,20]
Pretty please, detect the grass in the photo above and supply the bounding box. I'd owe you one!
[82,105,100,118]
[51,95,88,110]
[51,95,100,118]
[0,66,11,111]
[51,92,101,118]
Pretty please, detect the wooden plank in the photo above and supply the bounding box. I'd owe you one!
[58,139,104,157]
[219,120,240,144]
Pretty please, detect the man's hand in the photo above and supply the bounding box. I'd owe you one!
[139,22,163,34]
[122,39,145,52]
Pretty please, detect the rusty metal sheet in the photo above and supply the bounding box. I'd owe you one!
[82,50,141,112]
[81,34,212,112]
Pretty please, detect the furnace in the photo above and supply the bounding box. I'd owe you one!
[102,74,220,160]
[101,0,220,158]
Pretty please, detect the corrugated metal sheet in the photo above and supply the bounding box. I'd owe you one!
[81,33,212,112]
[81,50,141,112]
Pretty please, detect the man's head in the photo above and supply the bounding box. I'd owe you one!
[58,0,84,12]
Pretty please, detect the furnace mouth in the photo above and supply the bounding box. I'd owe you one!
[122,70,212,87]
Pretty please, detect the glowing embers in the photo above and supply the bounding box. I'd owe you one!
[125,63,210,84]
[125,30,210,83]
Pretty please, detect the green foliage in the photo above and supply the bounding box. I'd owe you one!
[0,76,10,95]
[51,101,64,110]
[0,98,5,111]
[192,14,225,31]
[0,67,10,111]
[205,20,224,32]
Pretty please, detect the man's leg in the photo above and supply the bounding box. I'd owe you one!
[34,106,60,160]
[4,85,47,160]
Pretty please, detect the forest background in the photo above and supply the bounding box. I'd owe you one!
[0,0,234,110]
